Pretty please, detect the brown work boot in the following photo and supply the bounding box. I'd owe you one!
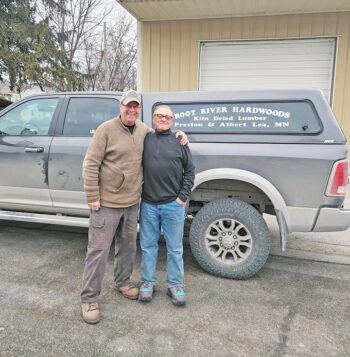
[81,302,100,324]
[114,282,139,300]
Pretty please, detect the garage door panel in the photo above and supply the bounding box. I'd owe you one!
[201,67,332,75]
[202,46,334,58]
[202,57,333,66]
[201,77,331,87]
[203,47,333,57]
[202,56,333,65]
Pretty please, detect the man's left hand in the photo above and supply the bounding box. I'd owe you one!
[176,197,186,206]
[175,131,189,145]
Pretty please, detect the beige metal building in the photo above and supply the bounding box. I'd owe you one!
[117,0,350,140]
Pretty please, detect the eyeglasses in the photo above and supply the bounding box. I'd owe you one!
[153,113,173,120]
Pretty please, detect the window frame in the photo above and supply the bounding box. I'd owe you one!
[55,95,121,137]
[0,96,63,137]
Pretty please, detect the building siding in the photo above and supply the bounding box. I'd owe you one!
[139,12,350,139]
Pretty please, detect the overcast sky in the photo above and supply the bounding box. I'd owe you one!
[103,0,135,23]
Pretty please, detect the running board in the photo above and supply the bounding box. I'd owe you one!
[0,210,89,227]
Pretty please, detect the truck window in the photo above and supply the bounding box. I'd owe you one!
[0,98,59,136]
[160,101,322,134]
[63,97,120,136]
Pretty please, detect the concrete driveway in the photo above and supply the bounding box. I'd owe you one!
[0,222,350,356]
[269,190,350,264]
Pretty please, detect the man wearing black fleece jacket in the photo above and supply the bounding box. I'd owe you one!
[138,105,195,306]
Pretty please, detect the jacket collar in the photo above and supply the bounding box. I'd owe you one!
[155,128,172,136]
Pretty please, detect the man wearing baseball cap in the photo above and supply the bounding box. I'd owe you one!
[80,90,187,324]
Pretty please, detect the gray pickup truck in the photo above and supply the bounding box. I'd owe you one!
[0,89,349,279]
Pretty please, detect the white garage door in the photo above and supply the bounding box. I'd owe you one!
[199,38,336,102]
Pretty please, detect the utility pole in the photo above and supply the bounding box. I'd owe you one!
[103,22,108,91]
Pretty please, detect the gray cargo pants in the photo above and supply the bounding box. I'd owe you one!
[81,204,139,303]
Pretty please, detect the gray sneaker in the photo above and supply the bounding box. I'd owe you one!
[138,282,155,302]
[167,286,186,306]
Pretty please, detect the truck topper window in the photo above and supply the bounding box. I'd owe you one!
[162,101,322,134]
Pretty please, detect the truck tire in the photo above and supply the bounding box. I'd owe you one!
[189,198,270,279]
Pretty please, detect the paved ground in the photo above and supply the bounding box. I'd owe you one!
[0,222,350,356]
[269,190,350,264]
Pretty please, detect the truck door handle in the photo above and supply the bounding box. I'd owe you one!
[25,147,44,153]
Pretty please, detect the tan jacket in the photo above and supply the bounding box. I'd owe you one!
[83,115,150,208]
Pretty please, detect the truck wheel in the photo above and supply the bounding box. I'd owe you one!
[189,198,270,279]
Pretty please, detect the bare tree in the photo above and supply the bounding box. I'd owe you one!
[83,13,137,91]
[36,0,110,91]
[82,38,104,91]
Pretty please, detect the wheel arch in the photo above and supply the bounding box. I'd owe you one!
[192,168,290,227]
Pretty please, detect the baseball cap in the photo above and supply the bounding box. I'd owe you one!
[121,90,141,105]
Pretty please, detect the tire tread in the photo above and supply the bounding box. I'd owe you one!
[189,198,270,279]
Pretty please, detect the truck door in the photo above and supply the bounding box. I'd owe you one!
[49,95,120,215]
[0,96,62,210]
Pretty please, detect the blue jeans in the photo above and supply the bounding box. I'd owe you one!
[139,200,186,287]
